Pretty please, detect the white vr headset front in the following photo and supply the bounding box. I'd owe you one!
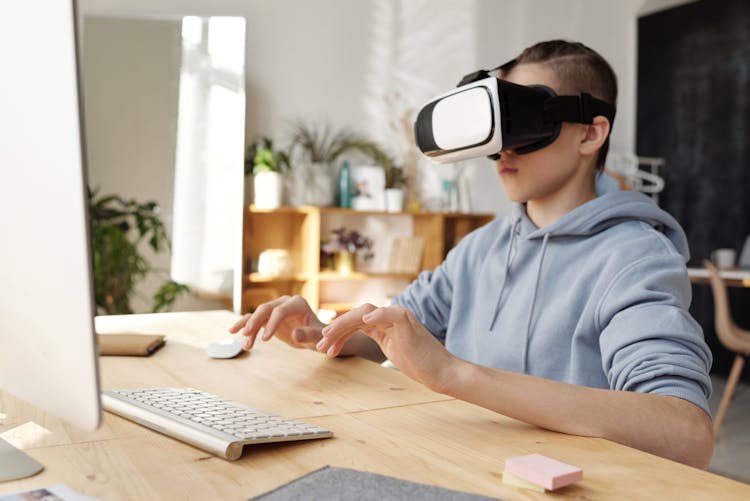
[413,69,616,164]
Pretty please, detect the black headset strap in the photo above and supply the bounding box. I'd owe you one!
[458,67,617,126]
[544,94,616,125]
[457,69,492,87]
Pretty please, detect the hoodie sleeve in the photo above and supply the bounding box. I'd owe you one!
[596,253,713,416]
[391,267,452,343]
[391,221,492,343]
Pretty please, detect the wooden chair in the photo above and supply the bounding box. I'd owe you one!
[704,259,750,438]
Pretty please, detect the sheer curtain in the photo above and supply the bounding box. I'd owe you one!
[171,17,245,310]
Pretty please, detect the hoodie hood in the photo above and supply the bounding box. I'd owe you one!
[512,190,690,261]
[493,190,691,352]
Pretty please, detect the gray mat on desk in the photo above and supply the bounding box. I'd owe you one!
[249,465,503,500]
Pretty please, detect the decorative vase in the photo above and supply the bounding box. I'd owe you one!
[253,171,283,209]
[334,250,355,275]
[306,174,335,206]
[290,162,335,207]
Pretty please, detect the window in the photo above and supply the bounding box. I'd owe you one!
[171,17,246,308]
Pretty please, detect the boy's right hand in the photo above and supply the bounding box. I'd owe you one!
[228,295,325,351]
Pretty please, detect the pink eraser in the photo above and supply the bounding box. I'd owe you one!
[504,453,583,490]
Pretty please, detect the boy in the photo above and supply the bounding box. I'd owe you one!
[230,40,714,468]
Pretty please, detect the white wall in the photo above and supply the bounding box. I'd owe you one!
[478,0,642,156]
[80,0,692,221]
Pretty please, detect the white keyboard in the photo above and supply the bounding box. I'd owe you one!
[102,388,332,460]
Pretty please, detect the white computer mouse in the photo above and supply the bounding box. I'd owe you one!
[206,337,247,359]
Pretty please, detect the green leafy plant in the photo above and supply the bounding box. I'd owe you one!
[245,136,289,176]
[385,164,408,189]
[88,188,189,314]
[286,120,396,174]
[287,121,354,164]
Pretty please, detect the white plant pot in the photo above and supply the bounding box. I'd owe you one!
[253,171,283,209]
[385,188,405,213]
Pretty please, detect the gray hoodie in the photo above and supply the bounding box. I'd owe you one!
[393,189,712,415]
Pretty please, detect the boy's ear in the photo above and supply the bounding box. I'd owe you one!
[579,115,610,157]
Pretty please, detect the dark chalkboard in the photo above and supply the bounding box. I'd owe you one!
[637,0,750,379]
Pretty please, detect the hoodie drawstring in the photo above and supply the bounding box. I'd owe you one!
[522,232,549,373]
[489,218,520,331]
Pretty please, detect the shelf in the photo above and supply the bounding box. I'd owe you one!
[248,205,314,214]
[311,207,415,217]
[318,271,417,281]
[318,302,356,312]
[248,271,416,283]
[247,273,309,283]
[248,205,488,218]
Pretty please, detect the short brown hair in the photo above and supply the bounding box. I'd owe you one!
[501,40,618,170]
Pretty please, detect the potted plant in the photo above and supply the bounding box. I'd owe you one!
[384,164,407,212]
[285,121,396,207]
[320,227,374,275]
[246,136,289,209]
[88,188,190,314]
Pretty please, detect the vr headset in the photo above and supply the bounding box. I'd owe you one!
[413,68,616,164]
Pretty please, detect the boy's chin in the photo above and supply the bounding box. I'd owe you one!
[499,186,529,204]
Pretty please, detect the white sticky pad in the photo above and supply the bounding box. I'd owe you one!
[504,453,583,490]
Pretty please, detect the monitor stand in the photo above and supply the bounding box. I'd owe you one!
[0,437,44,482]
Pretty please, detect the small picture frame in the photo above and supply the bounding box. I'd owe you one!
[388,236,424,274]
[351,165,385,211]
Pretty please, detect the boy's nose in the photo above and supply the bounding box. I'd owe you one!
[497,149,516,160]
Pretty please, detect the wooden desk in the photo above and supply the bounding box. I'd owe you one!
[1,310,749,500]
[688,267,750,287]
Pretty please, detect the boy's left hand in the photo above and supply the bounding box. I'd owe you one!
[320,304,458,393]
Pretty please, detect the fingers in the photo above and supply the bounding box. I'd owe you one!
[361,305,409,325]
[229,295,329,353]
[362,306,421,349]
[291,326,323,346]
[229,312,259,350]
[317,303,377,356]
[323,336,350,358]
[232,299,402,357]
[230,296,291,349]
[228,313,251,333]
[262,295,309,341]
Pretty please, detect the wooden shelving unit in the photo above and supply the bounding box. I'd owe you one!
[240,206,493,313]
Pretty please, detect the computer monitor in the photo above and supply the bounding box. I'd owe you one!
[0,0,101,481]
